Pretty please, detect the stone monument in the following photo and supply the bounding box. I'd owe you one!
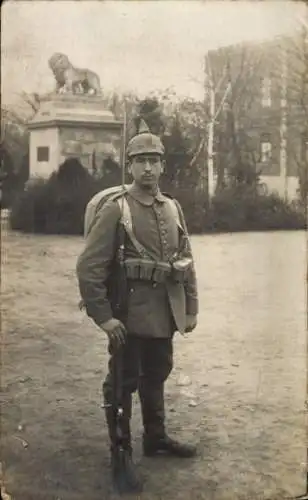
[28,53,123,179]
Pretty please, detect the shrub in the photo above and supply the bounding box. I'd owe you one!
[204,186,306,233]
[9,157,306,235]
[9,158,100,234]
[0,145,19,209]
[173,187,207,234]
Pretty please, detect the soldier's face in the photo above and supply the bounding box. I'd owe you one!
[129,154,164,188]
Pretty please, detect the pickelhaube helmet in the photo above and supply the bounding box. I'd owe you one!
[127,119,165,158]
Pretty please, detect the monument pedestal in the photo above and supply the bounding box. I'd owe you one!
[28,94,123,178]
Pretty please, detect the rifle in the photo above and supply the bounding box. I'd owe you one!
[105,102,141,494]
[109,209,127,461]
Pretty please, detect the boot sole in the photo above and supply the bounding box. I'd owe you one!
[143,448,196,458]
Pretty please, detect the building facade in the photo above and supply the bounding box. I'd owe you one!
[206,31,308,200]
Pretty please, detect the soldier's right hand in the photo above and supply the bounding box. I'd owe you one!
[99,318,127,347]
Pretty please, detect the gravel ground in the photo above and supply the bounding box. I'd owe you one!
[1,225,307,500]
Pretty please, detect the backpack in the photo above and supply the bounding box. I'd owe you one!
[84,184,131,237]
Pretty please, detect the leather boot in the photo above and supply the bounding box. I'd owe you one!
[139,382,196,458]
[139,382,166,441]
[143,433,197,458]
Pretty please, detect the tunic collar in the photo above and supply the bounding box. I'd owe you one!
[127,183,166,206]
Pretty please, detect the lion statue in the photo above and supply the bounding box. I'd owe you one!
[48,53,101,95]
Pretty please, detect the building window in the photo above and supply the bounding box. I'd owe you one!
[261,77,271,107]
[37,146,49,162]
[260,135,272,163]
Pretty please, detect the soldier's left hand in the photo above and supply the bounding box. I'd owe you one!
[185,314,197,333]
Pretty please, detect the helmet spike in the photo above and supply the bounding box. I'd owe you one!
[138,119,150,134]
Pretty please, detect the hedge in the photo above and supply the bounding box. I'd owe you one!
[9,163,306,235]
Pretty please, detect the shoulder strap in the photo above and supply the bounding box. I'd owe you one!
[116,197,150,258]
[117,195,185,258]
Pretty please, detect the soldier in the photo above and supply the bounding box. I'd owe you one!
[76,122,198,493]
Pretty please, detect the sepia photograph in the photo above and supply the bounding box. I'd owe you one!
[1,1,307,499]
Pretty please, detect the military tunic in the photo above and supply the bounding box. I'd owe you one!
[77,183,198,338]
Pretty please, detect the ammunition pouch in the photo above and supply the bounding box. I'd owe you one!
[124,257,192,284]
[124,258,171,283]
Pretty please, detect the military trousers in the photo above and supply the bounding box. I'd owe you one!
[103,335,173,439]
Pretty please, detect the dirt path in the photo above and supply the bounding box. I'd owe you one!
[1,226,306,500]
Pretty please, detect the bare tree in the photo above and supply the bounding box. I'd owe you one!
[205,42,264,194]
[284,11,308,207]
[1,106,28,172]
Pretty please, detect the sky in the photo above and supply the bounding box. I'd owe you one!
[2,0,307,106]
